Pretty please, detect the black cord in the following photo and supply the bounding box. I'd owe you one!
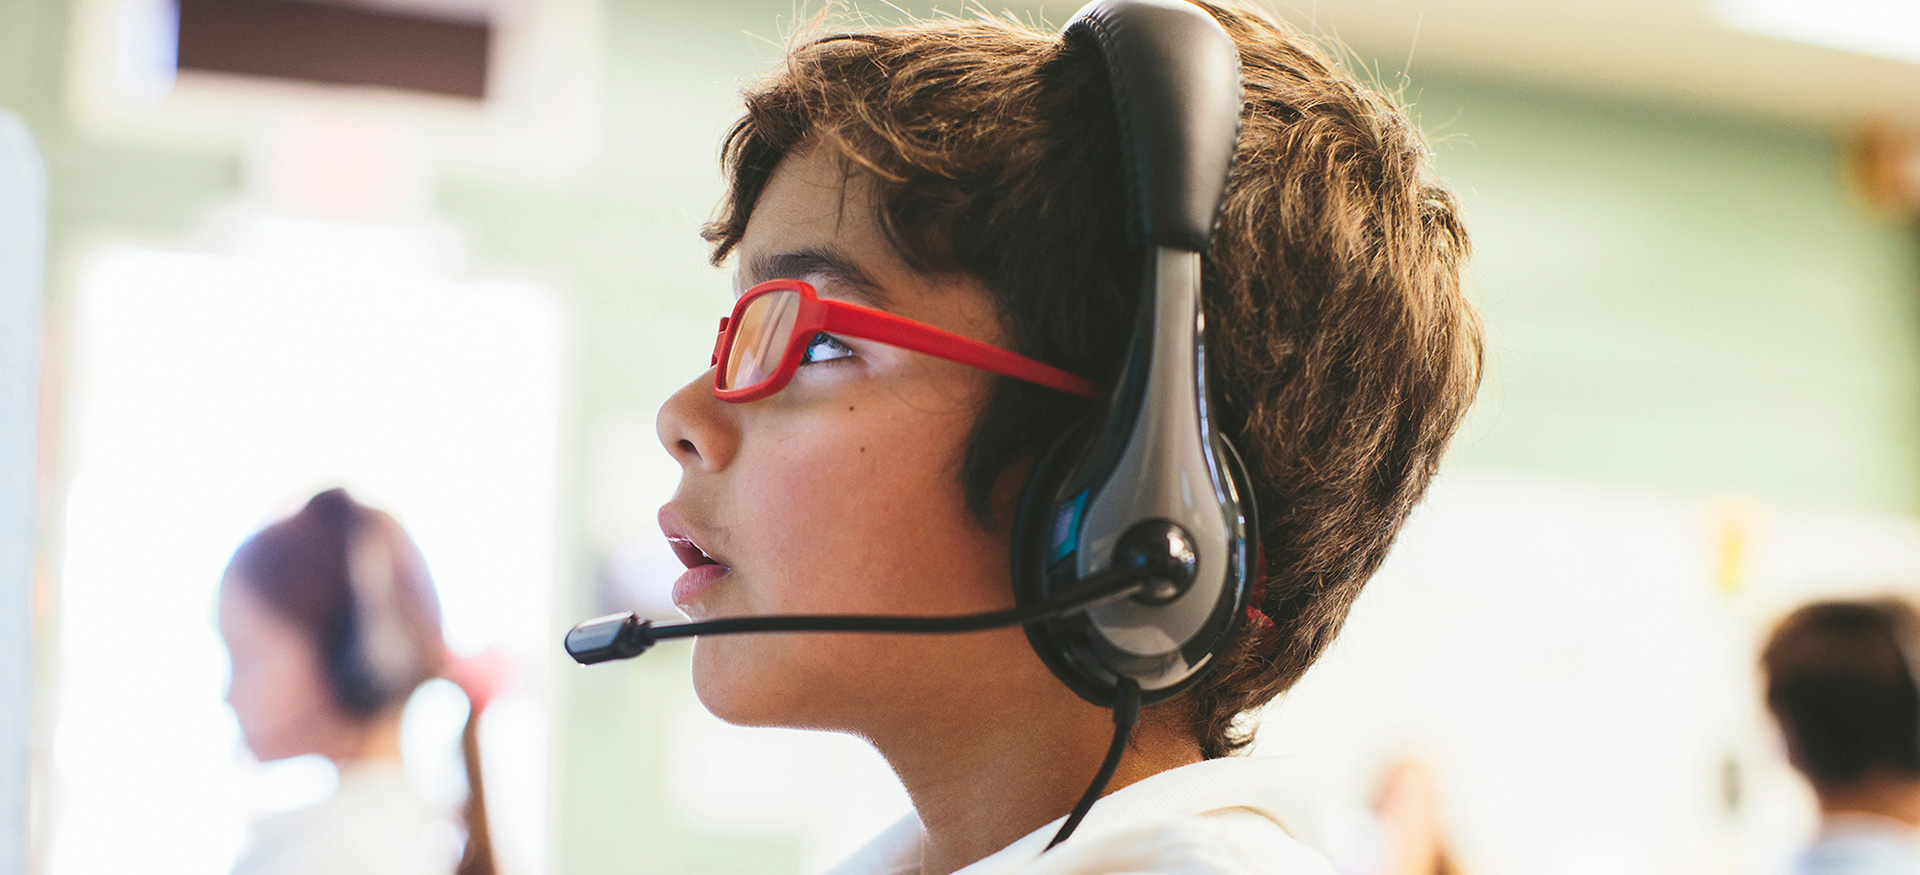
[1045,678,1141,851]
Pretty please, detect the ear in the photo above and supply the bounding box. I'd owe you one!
[986,457,1035,535]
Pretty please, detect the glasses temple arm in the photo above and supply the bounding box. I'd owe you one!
[821,304,1100,399]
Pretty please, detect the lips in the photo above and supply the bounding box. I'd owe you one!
[668,536,719,569]
[660,506,731,611]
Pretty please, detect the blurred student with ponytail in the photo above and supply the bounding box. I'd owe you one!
[217,488,498,875]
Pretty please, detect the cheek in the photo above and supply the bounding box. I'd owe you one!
[739,405,1004,613]
[693,399,1028,727]
[228,639,343,759]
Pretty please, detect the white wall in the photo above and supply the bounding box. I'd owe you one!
[1258,470,1920,875]
[0,108,47,875]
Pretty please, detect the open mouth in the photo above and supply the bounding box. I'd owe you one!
[667,536,721,570]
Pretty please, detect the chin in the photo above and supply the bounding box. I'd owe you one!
[688,634,887,731]
[689,637,795,727]
[241,736,298,763]
[237,715,337,763]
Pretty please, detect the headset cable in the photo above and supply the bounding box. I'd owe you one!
[1046,677,1141,850]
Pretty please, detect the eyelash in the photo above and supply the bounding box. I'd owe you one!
[799,332,855,365]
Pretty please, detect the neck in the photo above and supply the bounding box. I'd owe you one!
[1818,772,1920,830]
[328,708,406,767]
[876,694,1202,875]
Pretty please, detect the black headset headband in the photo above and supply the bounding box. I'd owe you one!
[1067,0,1241,249]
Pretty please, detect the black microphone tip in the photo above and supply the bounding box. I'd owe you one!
[564,612,656,665]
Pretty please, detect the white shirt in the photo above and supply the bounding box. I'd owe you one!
[231,762,457,875]
[824,757,1335,875]
[1793,814,1920,875]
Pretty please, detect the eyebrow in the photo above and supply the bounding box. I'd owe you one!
[743,247,887,307]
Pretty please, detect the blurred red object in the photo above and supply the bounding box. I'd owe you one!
[446,645,513,716]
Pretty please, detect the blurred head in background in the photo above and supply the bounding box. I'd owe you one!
[1763,597,1920,832]
[218,488,495,875]
[220,487,446,763]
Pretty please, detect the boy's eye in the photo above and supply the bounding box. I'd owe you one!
[799,332,855,365]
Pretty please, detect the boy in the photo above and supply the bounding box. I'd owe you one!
[1763,599,1920,874]
[651,2,1481,872]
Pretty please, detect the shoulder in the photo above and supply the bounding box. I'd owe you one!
[1794,830,1920,875]
[1024,808,1333,875]
[824,813,925,875]
[230,772,454,875]
[998,755,1335,875]
[829,758,1334,875]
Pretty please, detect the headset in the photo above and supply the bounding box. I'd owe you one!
[311,488,429,718]
[564,0,1253,849]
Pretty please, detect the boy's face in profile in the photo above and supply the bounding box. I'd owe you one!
[654,145,1067,732]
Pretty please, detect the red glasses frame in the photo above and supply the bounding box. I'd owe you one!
[709,279,1101,403]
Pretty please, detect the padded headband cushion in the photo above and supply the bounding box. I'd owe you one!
[1063,0,1242,251]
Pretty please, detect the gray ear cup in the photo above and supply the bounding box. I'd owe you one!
[1012,421,1258,709]
[343,526,425,709]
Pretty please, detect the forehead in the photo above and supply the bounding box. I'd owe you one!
[218,578,293,639]
[732,144,1009,344]
[733,146,894,303]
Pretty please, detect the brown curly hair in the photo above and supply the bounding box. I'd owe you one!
[702,1,1482,758]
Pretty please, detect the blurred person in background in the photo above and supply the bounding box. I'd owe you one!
[1764,598,1920,874]
[1333,757,1466,875]
[1370,758,1466,875]
[219,488,499,875]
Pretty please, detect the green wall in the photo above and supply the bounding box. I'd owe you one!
[1420,77,1920,513]
[4,0,1916,872]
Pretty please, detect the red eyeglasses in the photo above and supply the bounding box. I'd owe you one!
[710,279,1101,402]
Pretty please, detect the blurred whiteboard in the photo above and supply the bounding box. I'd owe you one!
[1257,471,1920,875]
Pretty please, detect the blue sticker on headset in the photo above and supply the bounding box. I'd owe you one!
[1049,491,1088,564]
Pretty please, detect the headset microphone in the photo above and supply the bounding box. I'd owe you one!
[564,530,1193,665]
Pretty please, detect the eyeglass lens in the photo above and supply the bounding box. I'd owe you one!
[722,289,802,391]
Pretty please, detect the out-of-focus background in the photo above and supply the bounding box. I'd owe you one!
[3,0,1920,873]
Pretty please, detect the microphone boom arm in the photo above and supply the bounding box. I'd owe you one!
[565,565,1150,665]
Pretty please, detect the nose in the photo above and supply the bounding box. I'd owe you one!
[658,370,741,472]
